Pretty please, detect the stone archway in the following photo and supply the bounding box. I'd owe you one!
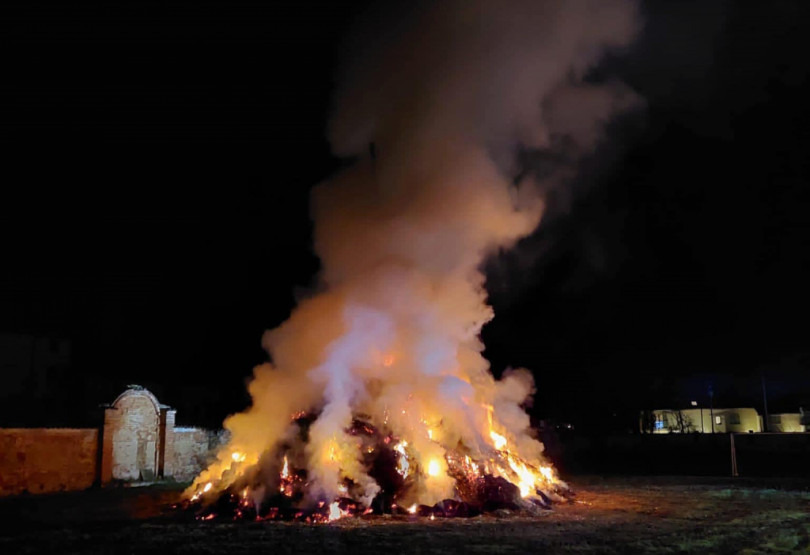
[101,386,166,482]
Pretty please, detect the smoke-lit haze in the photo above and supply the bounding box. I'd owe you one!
[191,0,642,506]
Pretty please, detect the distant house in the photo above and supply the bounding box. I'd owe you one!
[645,408,763,434]
[767,413,806,433]
[642,407,809,434]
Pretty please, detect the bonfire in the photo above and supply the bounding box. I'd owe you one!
[178,0,638,524]
[181,412,569,523]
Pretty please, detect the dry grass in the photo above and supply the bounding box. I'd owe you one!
[1,477,809,554]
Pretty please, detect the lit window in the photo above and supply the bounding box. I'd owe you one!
[715,416,722,425]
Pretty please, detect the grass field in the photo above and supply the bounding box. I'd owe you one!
[1,477,809,554]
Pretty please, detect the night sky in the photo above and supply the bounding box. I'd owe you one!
[3,1,809,430]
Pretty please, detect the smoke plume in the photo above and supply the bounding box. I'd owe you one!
[191,0,641,507]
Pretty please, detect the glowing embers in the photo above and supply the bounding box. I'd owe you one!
[183,449,565,524]
[186,451,368,524]
[181,413,568,524]
[188,492,367,524]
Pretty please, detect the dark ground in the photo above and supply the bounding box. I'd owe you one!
[1,477,809,554]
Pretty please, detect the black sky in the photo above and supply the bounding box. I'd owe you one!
[2,1,809,429]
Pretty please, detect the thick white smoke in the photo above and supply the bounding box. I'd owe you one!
[191,0,641,507]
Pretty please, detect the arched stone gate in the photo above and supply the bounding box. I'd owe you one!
[100,386,176,482]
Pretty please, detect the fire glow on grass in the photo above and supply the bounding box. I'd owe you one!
[182,0,640,524]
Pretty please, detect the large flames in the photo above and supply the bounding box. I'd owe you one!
[183,392,568,522]
[180,0,639,525]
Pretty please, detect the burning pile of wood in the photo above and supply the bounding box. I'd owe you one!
[179,416,570,523]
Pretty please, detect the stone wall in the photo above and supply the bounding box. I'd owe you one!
[171,428,218,482]
[1,386,221,496]
[99,387,220,483]
[0,428,99,495]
